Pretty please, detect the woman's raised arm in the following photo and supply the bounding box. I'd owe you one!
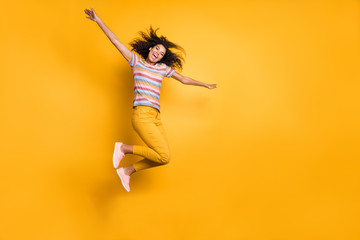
[84,7,132,62]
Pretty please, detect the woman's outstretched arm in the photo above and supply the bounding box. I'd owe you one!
[84,7,132,62]
[171,72,217,89]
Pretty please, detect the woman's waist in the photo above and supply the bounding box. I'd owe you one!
[133,105,160,114]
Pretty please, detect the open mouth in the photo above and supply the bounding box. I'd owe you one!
[152,53,158,60]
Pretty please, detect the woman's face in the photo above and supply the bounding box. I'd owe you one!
[147,44,166,63]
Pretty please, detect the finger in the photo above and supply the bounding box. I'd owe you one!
[91,7,97,16]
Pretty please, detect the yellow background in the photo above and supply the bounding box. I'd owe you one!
[1,0,359,239]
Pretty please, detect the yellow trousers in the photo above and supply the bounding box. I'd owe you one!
[131,106,170,172]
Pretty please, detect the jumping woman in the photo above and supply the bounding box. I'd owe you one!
[84,7,217,192]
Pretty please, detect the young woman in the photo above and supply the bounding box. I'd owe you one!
[85,7,217,192]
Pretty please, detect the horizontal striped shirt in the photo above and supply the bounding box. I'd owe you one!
[128,52,175,111]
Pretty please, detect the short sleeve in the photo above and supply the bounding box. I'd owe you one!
[165,66,175,78]
[128,52,138,68]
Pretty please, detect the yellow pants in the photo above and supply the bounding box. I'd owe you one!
[131,106,170,172]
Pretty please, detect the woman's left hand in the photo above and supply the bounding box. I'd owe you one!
[207,84,217,89]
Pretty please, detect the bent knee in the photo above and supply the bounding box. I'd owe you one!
[159,152,170,164]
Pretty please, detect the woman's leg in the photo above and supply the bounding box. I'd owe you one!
[131,106,170,171]
[115,106,170,191]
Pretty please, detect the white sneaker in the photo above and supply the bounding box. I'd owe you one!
[116,168,130,192]
[113,142,125,169]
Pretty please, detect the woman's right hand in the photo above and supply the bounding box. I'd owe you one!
[84,7,99,22]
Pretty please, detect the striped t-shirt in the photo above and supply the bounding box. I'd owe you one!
[128,52,175,111]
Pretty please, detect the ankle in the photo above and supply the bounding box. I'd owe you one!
[124,165,136,176]
[120,143,133,154]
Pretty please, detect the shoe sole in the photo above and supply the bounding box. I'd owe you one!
[116,169,130,192]
[112,143,118,168]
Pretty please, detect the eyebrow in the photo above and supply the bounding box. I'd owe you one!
[156,46,165,54]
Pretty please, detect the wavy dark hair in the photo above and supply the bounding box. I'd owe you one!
[129,26,185,70]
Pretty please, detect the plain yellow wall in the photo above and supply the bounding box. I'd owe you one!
[1,0,359,239]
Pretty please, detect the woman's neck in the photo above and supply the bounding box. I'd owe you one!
[145,57,156,66]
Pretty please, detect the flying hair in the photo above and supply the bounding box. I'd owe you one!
[129,26,185,71]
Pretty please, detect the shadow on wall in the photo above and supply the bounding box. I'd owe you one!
[90,66,135,219]
[50,28,157,217]
[90,62,156,219]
